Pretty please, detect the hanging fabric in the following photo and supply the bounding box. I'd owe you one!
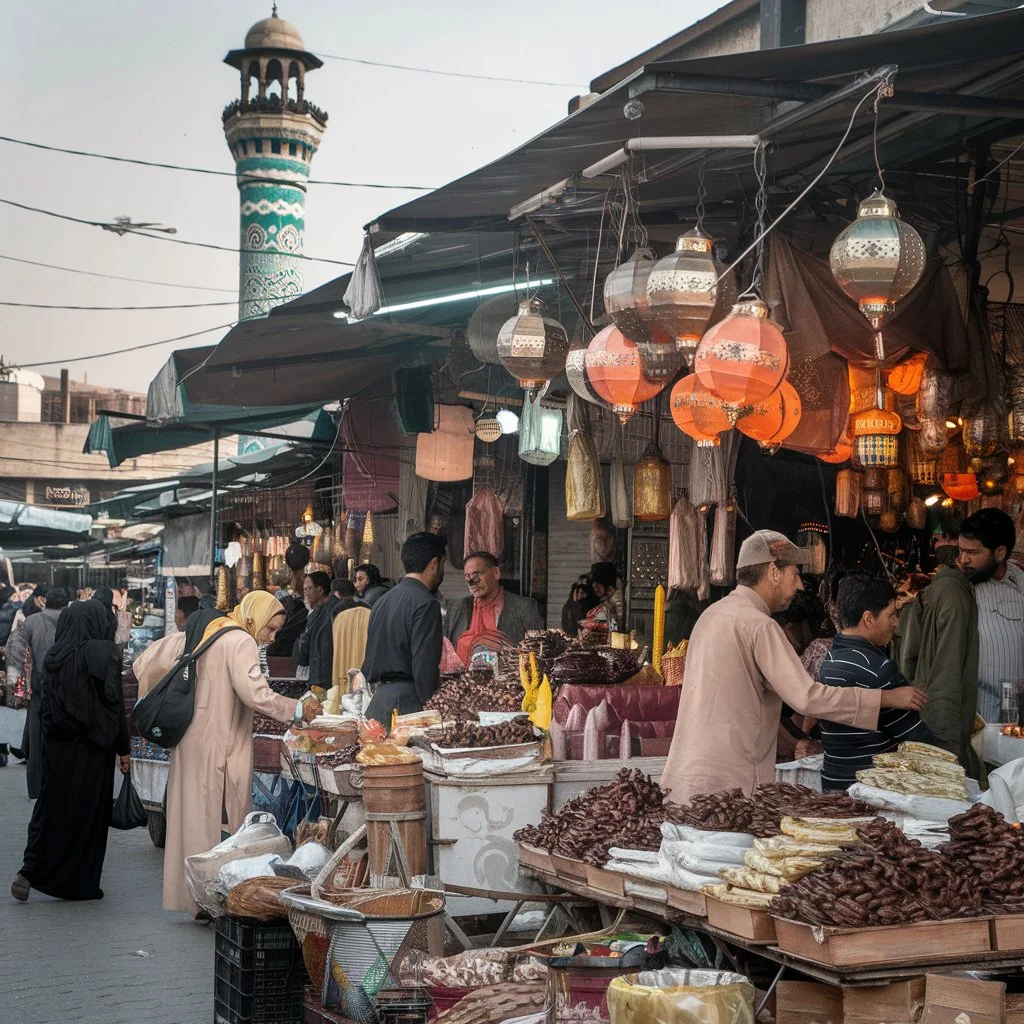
[668,497,710,600]
[565,395,606,522]
[710,503,737,587]
[518,387,563,467]
[610,450,633,529]
[464,485,505,559]
[590,519,616,563]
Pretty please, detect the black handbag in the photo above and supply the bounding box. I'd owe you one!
[132,626,243,748]
[111,774,148,830]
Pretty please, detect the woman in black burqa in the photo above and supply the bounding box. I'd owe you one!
[11,599,130,902]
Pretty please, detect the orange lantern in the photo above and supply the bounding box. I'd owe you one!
[852,406,903,468]
[887,352,927,396]
[584,324,665,424]
[942,472,980,501]
[670,374,732,447]
[694,298,790,405]
[736,381,802,444]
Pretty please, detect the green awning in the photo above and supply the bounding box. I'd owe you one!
[83,407,335,468]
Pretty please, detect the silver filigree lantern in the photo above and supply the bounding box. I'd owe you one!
[496,297,570,393]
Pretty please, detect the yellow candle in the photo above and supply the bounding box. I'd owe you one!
[652,584,666,676]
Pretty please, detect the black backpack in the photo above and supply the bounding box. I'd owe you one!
[132,625,243,748]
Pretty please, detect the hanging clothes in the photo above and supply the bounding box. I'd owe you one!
[464,485,505,559]
[668,497,710,601]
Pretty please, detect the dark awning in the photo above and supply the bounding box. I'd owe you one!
[0,501,92,547]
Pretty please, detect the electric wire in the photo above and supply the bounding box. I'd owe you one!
[0,254,237,293]
[0,198,356,266]
[0,296,294,311]
[16,322,236,368]
[0,135,434,191]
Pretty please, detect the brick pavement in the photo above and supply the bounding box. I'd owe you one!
[0,762,214,1024]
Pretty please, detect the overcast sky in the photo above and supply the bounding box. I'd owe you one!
[3,0,725,392]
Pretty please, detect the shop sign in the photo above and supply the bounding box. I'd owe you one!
[44,484,91,507]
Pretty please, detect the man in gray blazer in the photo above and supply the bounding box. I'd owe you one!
[445,551,543,663]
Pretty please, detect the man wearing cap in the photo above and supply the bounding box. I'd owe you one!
[660,530,927,804]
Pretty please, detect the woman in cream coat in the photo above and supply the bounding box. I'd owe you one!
[133,592,310,915]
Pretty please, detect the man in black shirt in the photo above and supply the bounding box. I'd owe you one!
[819,575,935,792]
[362,532,446,724]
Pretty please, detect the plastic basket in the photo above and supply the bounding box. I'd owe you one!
[216,916,298,962]
[214,953,305,997]
[214,973,304,1024]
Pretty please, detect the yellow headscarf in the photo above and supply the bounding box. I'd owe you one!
[198,591,286,648]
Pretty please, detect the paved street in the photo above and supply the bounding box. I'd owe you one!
[0,762,214,1024]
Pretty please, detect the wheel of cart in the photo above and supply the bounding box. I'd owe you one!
[145,794,167,848]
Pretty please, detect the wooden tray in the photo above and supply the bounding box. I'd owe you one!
[773,916,991,967]
[990,913,1024,951]
[706,896,776,943]
[550,853,589,881]
[586,864,625,897]
[666,885,707,918]
[517,843,553,873]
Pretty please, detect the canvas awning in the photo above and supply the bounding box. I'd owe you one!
[0,500,93,547]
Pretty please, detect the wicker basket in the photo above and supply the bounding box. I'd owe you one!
[662,655,687,687]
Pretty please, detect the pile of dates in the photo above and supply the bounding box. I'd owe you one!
[772,818,982,926]
[942,804,1024,910]
[670,783,874,838]
[440,718,536,749]
[315,745,360,768]
[425,669,523,721]
[515,769,675,866]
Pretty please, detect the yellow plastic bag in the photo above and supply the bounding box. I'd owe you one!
[529,675,552,731]
[608,969,754,1024]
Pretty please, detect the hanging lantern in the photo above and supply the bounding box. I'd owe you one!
[468,293,519,365]
[862,488,887,516]
[584,324,665,424]
[835,469,861,518]
[670,374,732,447]
[475,417,502,443]
[906,497,928,530]
[852,405,902,468]
[819,442,853,465]
[887,468,910,513]
[604,248,657,343]
[496,298,569,392]
[565,323,605,407]
[916,364,956,421]
[878,510,902,534]
[736,380,802,445]
[633,441,673,521]
[887,352,927,396]
[863,467,888,491]
[694,298,790,405]
[905,432,938,485]
[917,417,949,456]
[977,451,1010,496]
[942,472,980,501]
[645,228,719,362]
[415,404,475,481]
[829,191,927,326]
[1007,368,1024,447]
[518,391,563,467]
[963,410,1000,463]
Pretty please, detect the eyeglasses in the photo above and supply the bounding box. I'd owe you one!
[464,572,484,585]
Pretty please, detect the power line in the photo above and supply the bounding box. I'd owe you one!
[14,321,236,368]
[315,51,585,89]
[0,253,237,293]
[0,198,356,267]
[1,299,239,311]
[0,135,435,191]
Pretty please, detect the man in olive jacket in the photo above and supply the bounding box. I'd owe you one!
[898,551,983,781]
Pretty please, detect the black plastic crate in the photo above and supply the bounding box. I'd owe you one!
[216,916,304,971]
[214,974,304,1024]
[215,952,305,998]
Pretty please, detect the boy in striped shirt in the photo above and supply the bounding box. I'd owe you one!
[819,575,936,792]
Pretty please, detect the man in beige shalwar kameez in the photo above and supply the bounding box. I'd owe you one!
[661,531,927,805]
[133,592,304,915]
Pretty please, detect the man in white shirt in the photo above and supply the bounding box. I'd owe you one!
[958,509,1024,723]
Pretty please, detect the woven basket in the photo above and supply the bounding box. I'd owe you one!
[224,876,296,922]
[663,655,686,687]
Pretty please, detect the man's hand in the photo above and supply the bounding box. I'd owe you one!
[118,754,131,775]
[301,700,322,723]
[880,687,928,711]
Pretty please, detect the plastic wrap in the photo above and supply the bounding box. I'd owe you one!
[608,969,754,1024]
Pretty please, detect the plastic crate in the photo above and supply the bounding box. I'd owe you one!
[214,973,304,1024]
[216,916,303,971]
[215,953,306,998]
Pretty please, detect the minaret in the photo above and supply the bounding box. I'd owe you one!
[223,7,328,321]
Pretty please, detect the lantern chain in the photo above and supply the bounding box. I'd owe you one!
[695,164,708,235]
[738,141,770,301]
[711,67,896,292]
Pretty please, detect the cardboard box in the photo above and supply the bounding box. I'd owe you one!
[585,864,625,897]
[991,912,1024,950]
[921,974,1004,1024]
[776,981,843,1024]
[843,979,926,1024]
[706,896,777,943]
[666,885,708,918]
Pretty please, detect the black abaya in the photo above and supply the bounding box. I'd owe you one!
[20,600,129,901]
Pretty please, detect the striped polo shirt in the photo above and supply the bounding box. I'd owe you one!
[818,633,934,792]
[973,561,1024,723]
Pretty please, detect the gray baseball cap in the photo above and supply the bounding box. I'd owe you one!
[736,529,813,570]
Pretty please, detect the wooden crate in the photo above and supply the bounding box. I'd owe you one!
[586,864,625,897]
[518,843,553,873]
[706,896,776,942]
[666,885,707,918]
[550,853,589,881]
[773,916,991,968]
[990,913,1024,951]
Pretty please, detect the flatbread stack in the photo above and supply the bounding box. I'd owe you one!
[856,741,968,801]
